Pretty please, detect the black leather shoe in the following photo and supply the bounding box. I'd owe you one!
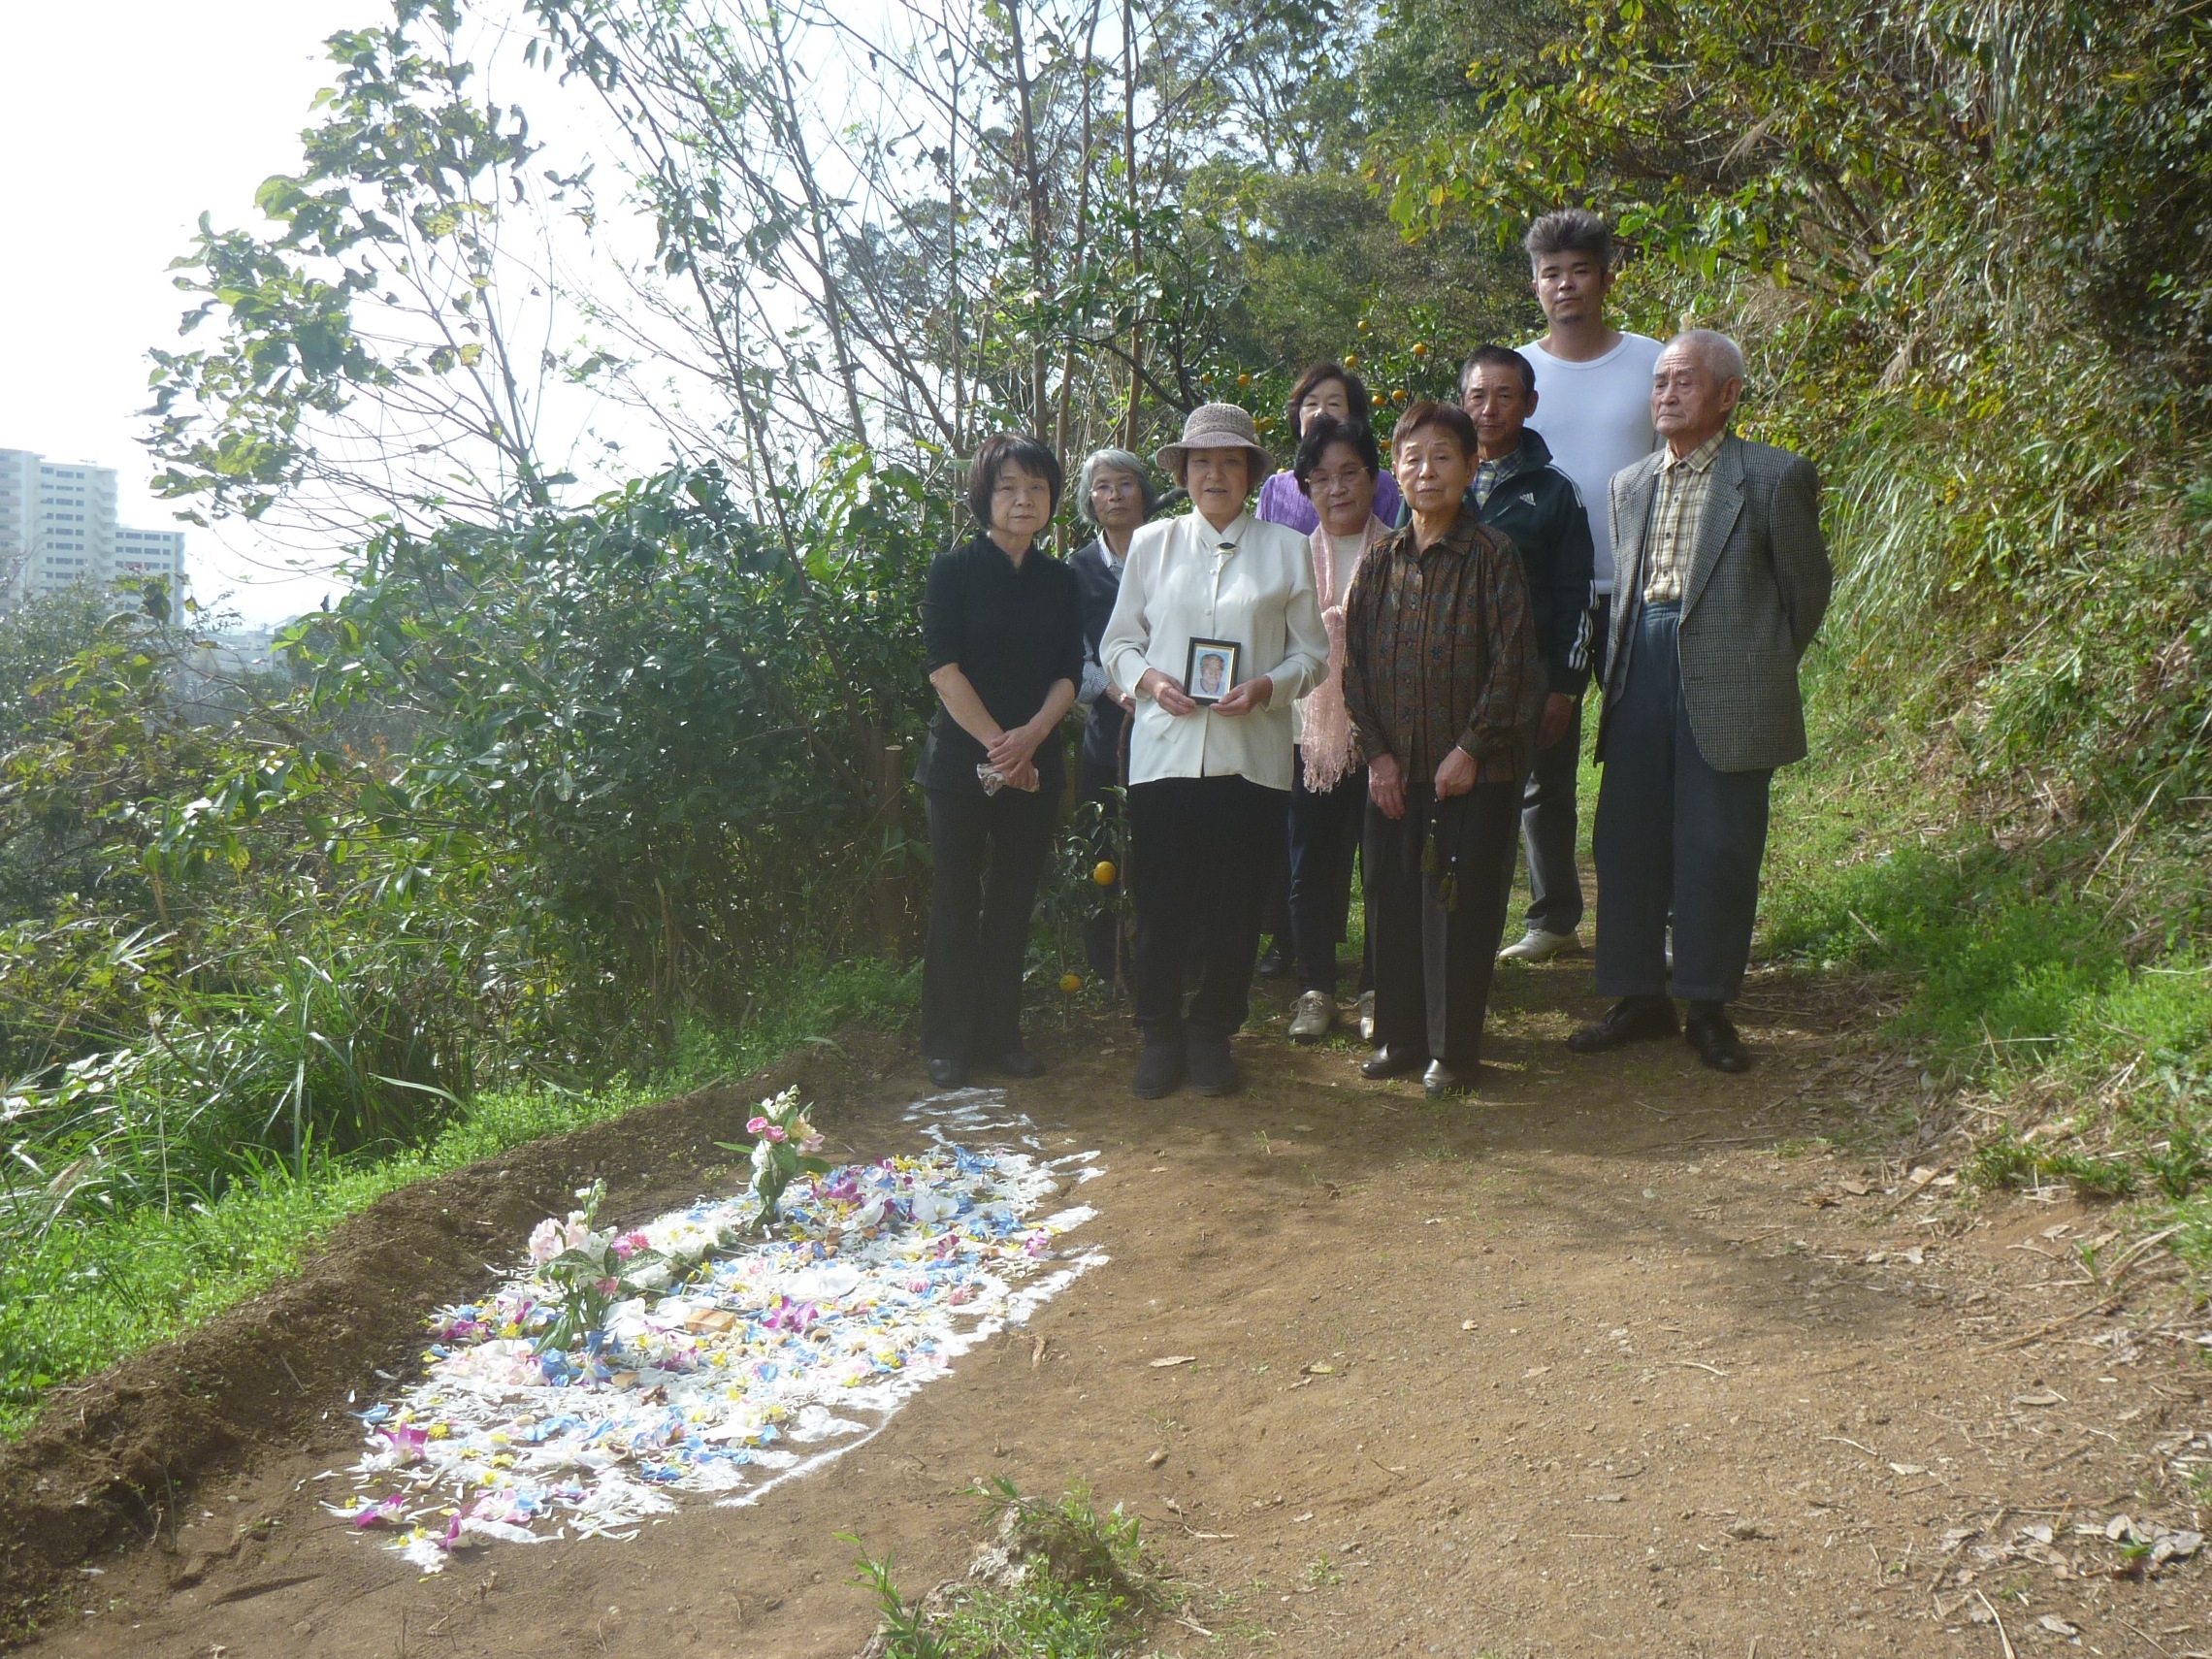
[1131,1042,1186,1098]
[1684,1009,1751,1073]
[1187,1038,1241,1097]
[1255,942,1291,979]
[1566,996,1679,1054]
[1423,1059,1477,1098]
[991,1046,1047,1079]
[1359,1045,1426,1080]
[926,1057,967,1090]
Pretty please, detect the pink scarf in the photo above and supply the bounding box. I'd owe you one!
[1299,513,1391,793]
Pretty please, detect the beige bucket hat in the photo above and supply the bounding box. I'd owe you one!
[1154,401,1271,475]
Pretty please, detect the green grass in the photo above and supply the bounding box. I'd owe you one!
[1755,679,2212,1258]
[0,956,915,1438]
[1761,720,2211,1087]
[848,1480,1167,1659]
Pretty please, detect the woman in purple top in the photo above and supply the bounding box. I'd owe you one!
[1254,363,1404,534]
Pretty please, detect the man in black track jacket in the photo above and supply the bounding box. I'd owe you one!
[1457,344,1598,958]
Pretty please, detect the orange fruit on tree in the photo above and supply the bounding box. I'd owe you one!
[1412,342,1429,358]
[1344,352,1360,370]
[1093,860,1117,886]
[1058,972,1083,995]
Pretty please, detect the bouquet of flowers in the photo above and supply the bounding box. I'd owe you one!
[719,1086,830,1232]
[525,1181,669,1352]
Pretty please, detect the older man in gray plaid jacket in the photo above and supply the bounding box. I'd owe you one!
[1569,329,1832,1072]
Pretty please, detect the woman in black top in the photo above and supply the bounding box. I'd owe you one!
[919,432,1085,1089]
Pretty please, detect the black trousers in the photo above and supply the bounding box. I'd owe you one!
[1287,764,1368,993]
[1259,833,1291,943]
[1593,602,1773,1004]
[1076,752,1125,983]
[1127,774,1282,1046]
[1364,780,1520,1063]
[922,786,1057,1064]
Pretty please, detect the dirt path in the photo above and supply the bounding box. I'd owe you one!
[18,956,2212,1657]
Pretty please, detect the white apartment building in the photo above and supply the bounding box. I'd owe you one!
[114,526,186,581]
[0,446,187,610]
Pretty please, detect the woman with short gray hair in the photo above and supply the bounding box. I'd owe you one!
[1068,447,1159,986]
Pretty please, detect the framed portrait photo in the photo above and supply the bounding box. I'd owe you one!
[1184,636,1240,705]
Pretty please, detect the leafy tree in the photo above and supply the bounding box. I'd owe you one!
[0,586,109,746]
[297,454,947,1006]
[146,0,575,538]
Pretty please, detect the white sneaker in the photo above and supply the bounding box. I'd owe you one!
[1498,927,1582,963]
[1357,991,1376,1044]
[1288,990,1334,1042]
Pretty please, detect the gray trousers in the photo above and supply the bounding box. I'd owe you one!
[1593,602,1772,1004]
[1518,697,1584,935]
[1518,594,1607,936]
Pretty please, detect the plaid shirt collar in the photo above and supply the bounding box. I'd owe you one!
[1659,428,1727,475]
[1471,441,1523,507]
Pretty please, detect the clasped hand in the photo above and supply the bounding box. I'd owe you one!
[1135,667,1271,717]
[985,720,1044,777]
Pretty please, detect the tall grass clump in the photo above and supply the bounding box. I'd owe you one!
[849,1480,1169,1659]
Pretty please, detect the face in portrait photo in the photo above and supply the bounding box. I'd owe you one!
[1184,636,1240,705]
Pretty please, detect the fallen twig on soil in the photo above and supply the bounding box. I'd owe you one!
[2111,1613,2175,1656]
[2100,1226,2181,1287]
[1973,1301,2120,1354]
[1973,1590,2017,1659]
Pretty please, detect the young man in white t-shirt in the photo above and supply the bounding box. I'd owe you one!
[1502,209,1664,963]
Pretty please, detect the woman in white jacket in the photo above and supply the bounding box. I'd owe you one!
[1100,403,1328,1099]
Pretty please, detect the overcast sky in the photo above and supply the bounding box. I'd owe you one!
[0,2,368,624]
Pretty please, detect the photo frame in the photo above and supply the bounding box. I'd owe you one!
[1184,637,1240,705]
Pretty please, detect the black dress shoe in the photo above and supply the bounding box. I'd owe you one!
[1359,1045,1426,1080]
[1187,1037,1241,1097]
[1684,1009,1751,1073]
[991,1046,1047,1079]
[1566,996,1679,1054]
[926,1057,968,1090]
[1423,1059,1476,1098]
[1131,1042,1186,1099]
[1255,942,1291,979]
